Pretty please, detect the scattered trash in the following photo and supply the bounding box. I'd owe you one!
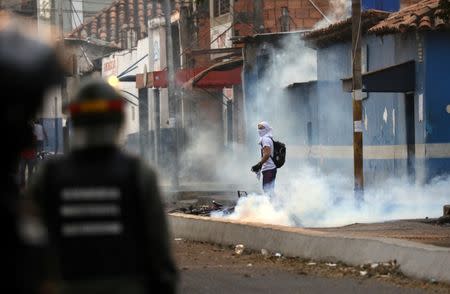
[261,249,269,256]
[274,252,282,258]
[430,278,437,284]
[307,262,317,266]
[359,260,399,277]
[326,263,337,267]
[247,263,253,267]
[360,271,368,276]
[174,238,183,241]
[235,244,245,255]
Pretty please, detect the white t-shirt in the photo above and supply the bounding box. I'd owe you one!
[33,123,45,141]
[260,136,276,172]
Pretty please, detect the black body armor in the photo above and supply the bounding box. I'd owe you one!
[39,147,148,281]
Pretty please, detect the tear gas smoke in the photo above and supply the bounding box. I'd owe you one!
[213,166,449,227]
[314,0,352,29]
[211,32,448,228]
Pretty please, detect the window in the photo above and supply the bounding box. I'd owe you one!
[214,0,230,17]
[39,0,50,19]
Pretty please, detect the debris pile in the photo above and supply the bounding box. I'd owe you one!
[170,191,249,216]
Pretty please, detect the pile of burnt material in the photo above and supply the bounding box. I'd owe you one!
[169,196,242,216]
[169,191,250,216]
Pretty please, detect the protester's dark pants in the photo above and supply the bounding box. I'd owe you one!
[262,168,277,197]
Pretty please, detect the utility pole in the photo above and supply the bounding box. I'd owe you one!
[179,3,190,151]
[58,0,66,154]
[150,0,160,166]
[352,0,364,201]
[164,0,179,188]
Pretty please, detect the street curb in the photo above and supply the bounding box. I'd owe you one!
[169,213,450,283]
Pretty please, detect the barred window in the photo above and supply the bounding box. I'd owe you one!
[213,0,230,17]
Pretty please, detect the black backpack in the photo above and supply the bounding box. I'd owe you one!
[271,138,286,168]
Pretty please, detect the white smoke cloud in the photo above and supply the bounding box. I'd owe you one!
[211,31,449,229]
[314,0,352,29]
[214,165,449,227]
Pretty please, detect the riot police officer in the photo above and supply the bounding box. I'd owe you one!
[1,11,64,294]
[27,79,178,293]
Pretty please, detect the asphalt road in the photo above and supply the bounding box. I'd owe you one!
[179,267,427,294]
[174,240,449,294]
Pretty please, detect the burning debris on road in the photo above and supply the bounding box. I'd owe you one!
[169,199,236,216]
[169,191,250,216]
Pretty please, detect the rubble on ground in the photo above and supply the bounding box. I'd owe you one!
[174,239,450,293]
[169,199,235,216]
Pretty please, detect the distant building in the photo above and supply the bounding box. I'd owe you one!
[241,0,450,184]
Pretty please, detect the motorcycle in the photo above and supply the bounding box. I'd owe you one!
[37,150,54,161]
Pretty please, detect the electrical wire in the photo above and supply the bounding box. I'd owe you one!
[69,0,95,69]
[307,0,332,24]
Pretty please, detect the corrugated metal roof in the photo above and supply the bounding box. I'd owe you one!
[369,0,450,35]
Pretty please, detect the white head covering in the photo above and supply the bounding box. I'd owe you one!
[257,121,273,143]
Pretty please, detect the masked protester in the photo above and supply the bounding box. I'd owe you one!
[26,79,178,294]
[251,121,277,197]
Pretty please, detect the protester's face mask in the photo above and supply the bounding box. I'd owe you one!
[258,125,268,137]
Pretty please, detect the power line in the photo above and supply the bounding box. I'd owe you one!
[69,0,95,69]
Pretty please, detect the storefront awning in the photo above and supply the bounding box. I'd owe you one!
[136,58,242,89]
[342,60,415,93]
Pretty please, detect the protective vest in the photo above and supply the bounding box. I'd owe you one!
[39,147,147,281]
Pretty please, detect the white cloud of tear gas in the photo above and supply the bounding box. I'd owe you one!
[175,35,317,189]
[178,129,259,189]
[261,35,317,88]
[212,194,292,226]
[248,35,317,142]
[314,0,352,29]
[215,164,450,228]
[208,3,448,229]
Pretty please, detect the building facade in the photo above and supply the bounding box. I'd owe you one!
[241,0,450,185]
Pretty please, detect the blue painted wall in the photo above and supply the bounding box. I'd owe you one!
[362,0,400,12]
[243,30,450,184]
[42,118,64,154]
[422,32,450,179]
[424,32,450,144]
[316,43,353,146]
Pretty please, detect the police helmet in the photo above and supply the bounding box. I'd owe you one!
[69,79,125,127]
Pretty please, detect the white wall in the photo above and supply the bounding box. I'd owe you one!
[101,47,146,135]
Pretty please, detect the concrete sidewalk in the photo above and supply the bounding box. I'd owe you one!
[169,213,450,284]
